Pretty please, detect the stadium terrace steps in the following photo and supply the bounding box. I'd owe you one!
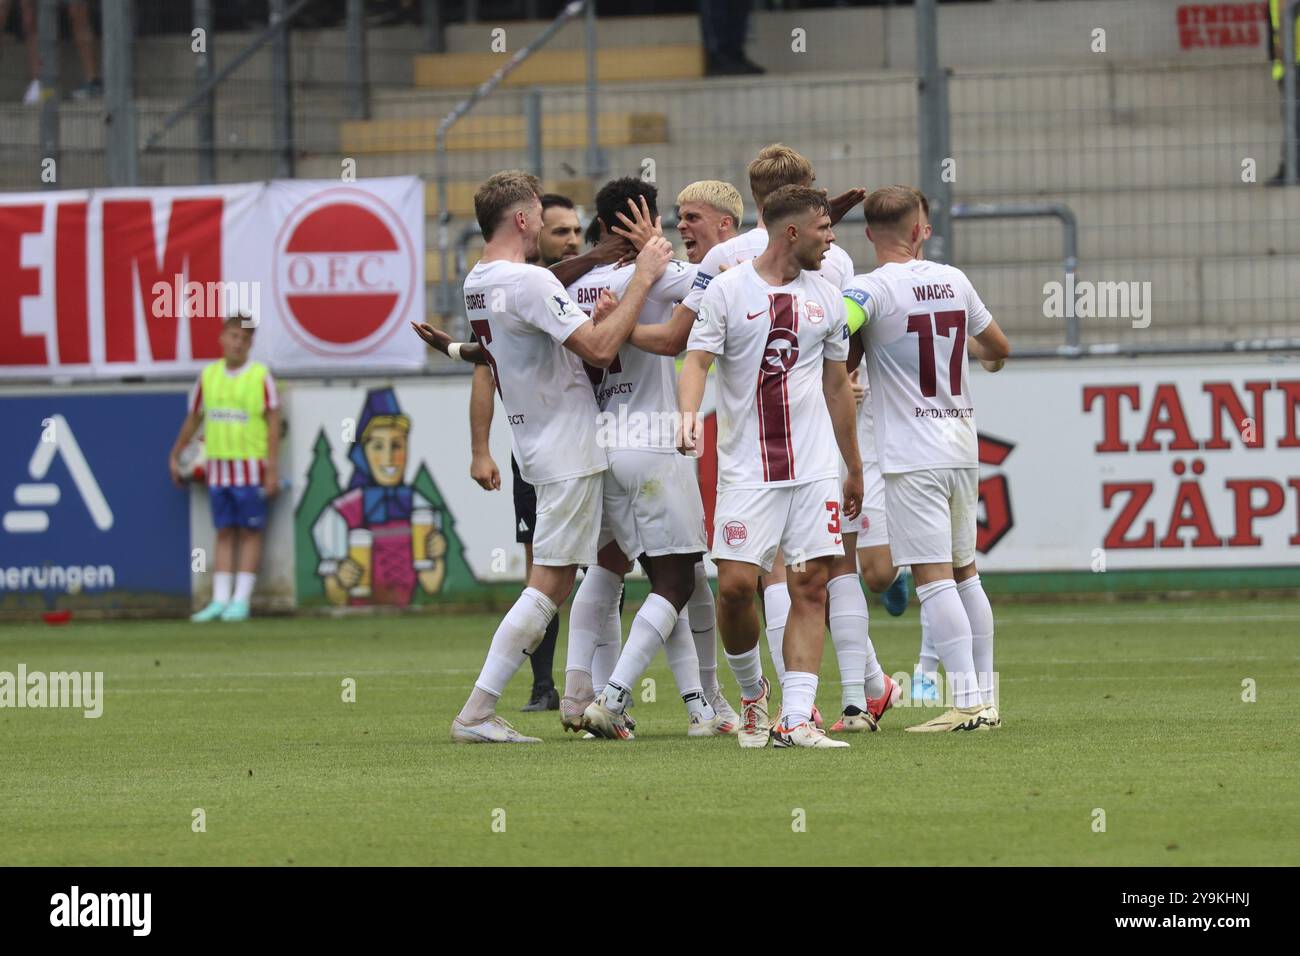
[338,112,668,154]
[953,252,1300,345]
[412,45,705,90]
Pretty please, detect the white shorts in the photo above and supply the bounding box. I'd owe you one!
[841,458,888,548]
[598,450,707,559]
[532,472,604,567]
[712,476,845,573]
[884,467,979,568]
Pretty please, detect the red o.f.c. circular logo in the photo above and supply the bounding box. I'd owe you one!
[272,187,417,357]
[723,521,748,545]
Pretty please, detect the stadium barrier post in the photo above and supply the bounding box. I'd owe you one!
[37,0,59,190]
[915,0,952,263]
[584,0,606,180]
[526,87,543,178]
[193,0,216,183]
[346,0,369,121]
[103,0,139,187]
[422,0,443,53]
[270,0,295,178]
[1286,1,1299,187]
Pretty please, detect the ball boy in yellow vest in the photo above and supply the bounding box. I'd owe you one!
[169,316,282,622]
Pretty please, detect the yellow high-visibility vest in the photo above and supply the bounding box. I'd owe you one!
[1271,0,1300,81]
[200,359,270,460]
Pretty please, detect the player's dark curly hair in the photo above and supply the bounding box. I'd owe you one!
[594,176,659,236]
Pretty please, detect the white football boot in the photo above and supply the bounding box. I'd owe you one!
[687,711,732,737]
[560,693,593,734]
[451,715,542,744]
[581,694,635,740]
[771,721,850,749]
[738,676,772,749]
[904,705,993,733]
[706,687,740,734]
[983,704,1001,728]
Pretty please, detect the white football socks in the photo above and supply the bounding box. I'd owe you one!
[762,582,791,684]
[664,613,716,720]
[233,571,256,604]
[781,670,819,728]
[827,573,884,709]
[917,624,940,677]
[563,566,622,701]
[595,576,625,694]
[688,562,720,696]
[957,574,996,706]
[463,587,556,722]
[212,571,233,605]
[605,593,678,714]
[724,646,765,701]
[915,579,980,708]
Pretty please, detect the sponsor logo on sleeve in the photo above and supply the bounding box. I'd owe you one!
[844,287,870,310]
[691,272,713,291]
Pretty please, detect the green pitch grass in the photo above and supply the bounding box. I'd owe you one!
[2,598,1297,866]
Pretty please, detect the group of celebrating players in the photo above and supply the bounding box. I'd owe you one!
[416,142,1011,749]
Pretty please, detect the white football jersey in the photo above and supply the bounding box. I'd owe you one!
[463,259,606,485]
[567,259,697,452]
[843,260,993,475]
[850,356,877,465]
[688,260,850,490]
[681,227,855,314]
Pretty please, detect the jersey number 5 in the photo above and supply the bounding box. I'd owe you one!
[906,310,966,398]
[470,319,503,397]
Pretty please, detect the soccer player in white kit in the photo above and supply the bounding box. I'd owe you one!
[557,177,737,739]
[635,146,897,734]
[677,185,865,749]
[843,186,1011,732]
[445,171,672,744]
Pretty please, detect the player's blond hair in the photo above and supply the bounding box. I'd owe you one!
[474,170,543,240]
[747,144,815,211]
[675,180,744,227]
[864,185,923,236]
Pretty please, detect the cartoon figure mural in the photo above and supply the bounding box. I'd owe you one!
[295,387,476,605]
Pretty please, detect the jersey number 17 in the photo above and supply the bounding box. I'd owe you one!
[906,310,966,398]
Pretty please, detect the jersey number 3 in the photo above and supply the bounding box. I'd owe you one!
[906,310,966,398]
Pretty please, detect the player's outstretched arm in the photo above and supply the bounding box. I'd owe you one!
[823,358,864,520]
[629,301,696,356]
[969,317,1011,371]
[565,236,672,368]
[410,321,487,365]
[675,349,714,456]
[548,232,634,288]
[469,365,500,491]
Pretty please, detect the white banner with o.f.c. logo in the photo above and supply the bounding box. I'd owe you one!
[0,176,425,380]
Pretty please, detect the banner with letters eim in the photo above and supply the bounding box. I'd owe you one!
[0,177,425,380]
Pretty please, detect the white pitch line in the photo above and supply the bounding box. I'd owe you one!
[992,613,1300,626]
